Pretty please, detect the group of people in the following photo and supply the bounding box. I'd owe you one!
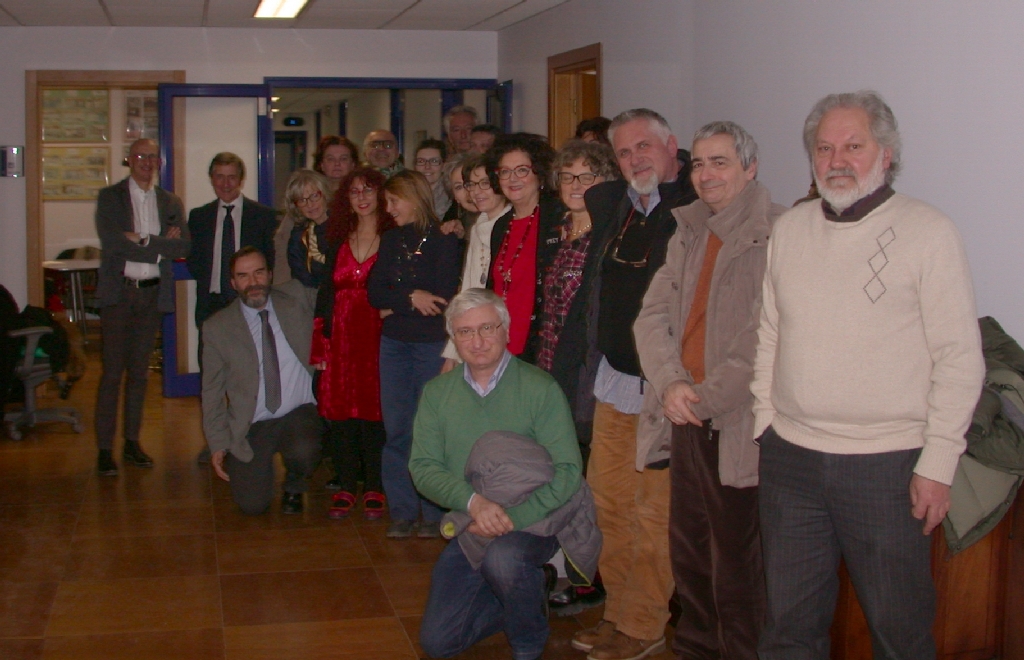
[91,90,984,660]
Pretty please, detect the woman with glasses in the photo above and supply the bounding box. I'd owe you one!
[485,133,565,362]
[312,167,394,520]
[440,153,513,371]
[284,169,333,289]
[439,153,479,235]
[368,170,460,539]
[313,135,359,194]
[413,139,453,222]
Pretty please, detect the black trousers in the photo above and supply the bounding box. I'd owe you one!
[670,422,764,660]
[94,285,161,451]
[324,418,385,494]
[225,403,324,515]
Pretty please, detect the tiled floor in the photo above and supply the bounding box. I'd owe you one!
[0,348,635,659]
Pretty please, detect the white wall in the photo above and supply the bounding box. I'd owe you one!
[692,0,1024,340]
[0,26,496,305]
[498,0,697,139]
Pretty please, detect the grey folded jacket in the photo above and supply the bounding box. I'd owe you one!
[440,430,602,585]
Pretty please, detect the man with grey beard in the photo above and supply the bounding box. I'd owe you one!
[751,91,984,658]
[201,247,323,516]
[570,109,697,660]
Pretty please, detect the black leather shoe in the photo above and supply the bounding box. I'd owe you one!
[122,442,154,468]
[548,580,607,617]
[281,492,303,515]
[196,447,211,465]
[97,450,118,476]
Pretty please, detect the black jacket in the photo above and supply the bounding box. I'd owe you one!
[486,194,568,363]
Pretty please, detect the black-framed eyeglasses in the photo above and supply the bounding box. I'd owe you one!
[415,157,442,167]
[557,171,599,186]
[294,190,323,208]
[452,322,503,342]
[463,179,493,191]
[368,141,395,150]
[497,165,535,180]
[608,207,652,268]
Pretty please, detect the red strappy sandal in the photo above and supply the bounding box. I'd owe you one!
[362,491,386,520]
[328,491,356,520]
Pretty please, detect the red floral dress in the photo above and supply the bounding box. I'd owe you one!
[310,242,383,421]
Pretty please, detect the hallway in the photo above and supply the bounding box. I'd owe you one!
[0,349,608,659]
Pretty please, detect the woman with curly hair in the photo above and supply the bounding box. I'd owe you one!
[485,133,566,361]
[312,167,394,520]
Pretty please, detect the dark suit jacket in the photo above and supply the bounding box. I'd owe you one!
[186,196,278,325]
[201,279,316,462]
[94,177,191,313]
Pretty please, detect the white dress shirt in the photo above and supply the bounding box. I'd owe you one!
[241,297,315,423]
[123,177,161,280]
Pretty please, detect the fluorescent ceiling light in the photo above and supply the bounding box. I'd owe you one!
[254,0,308,19]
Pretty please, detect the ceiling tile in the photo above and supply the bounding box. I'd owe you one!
[0,0,109,26]
[470,0,567,30]
[104,0,206,27]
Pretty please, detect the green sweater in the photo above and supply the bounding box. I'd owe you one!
[410,357,582,530]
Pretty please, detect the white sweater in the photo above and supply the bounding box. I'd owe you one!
[751,193,984,485]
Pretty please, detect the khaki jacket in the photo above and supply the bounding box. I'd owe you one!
[633,181,784,486]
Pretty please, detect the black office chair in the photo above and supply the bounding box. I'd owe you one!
[4,326,82,440]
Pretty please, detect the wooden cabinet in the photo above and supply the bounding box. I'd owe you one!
[830,492,1023,659]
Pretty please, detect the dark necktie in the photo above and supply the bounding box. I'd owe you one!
[220,205,235,296]
[259,309,282,413]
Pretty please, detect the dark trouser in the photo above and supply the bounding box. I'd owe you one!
[224,403,324,515]
[94,285,162,451]
[757,427,936,660]
[324,418,385,493]
[420,532,559,660]
[671,423,764,660]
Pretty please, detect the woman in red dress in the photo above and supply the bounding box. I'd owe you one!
[312,167,395,520]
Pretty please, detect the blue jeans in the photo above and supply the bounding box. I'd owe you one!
[757,427,935,660]
[379,336,446,522]
[420,532,559,660]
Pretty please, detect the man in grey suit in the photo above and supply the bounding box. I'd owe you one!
[94,138,190,476]
[202,246,324,515]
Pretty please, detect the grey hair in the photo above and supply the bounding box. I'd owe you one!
[803,90,902,184]
[444,288,511,338]
[443,105,479,133]
[282,169,331,225]
[441,153,470,196]
[692,121,759,171]
[608,108,672,146]
[550,139,621,189]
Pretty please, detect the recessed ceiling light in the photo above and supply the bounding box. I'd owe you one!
[254,0,308,19]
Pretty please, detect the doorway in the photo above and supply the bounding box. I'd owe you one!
[548,44,602,149]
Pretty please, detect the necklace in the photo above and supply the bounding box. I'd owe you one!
[350,233,379,275]
[495,207,536,294]
[565,213,592,241]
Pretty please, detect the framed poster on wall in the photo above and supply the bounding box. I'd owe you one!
[41,89,110,143]
[42,147,109,200]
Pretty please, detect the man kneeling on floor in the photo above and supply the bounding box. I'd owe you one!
[411,288,599,660]
[202,247,324,515]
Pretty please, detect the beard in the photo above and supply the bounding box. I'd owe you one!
[629,169,659,196]
[815,151,888,213]
[239,284,269,309]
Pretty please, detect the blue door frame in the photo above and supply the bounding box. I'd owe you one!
[156,83,274,397]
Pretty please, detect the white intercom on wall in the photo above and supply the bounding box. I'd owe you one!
[1,146,24,177]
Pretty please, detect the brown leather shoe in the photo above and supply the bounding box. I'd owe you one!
[586,631,666,660]
[571,619,617,652]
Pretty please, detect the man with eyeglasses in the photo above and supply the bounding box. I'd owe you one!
[94,138,191,476]
[570,108,698,660]
[362,129,404,179]
[411,288,591,660]
[634,121,786,659]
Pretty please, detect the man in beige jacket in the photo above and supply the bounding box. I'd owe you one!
[634,121,785,660]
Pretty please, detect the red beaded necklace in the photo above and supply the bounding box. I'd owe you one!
[495,206,538,291]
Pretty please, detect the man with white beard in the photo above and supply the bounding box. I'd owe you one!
[751,90,984,659]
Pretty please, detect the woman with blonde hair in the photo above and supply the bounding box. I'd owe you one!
[368,170,460,539]
[284,169,333,288]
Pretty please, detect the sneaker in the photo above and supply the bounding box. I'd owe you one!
[97,450,118,477]
[571,620,616,652]
[587,631,666,660]
[122,442,154,468]
[417,521,441,539]
[386,519,416,539]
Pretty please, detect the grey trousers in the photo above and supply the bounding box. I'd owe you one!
[94,285,162,451]
[757,427,936,660]
[225,403,324,515]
